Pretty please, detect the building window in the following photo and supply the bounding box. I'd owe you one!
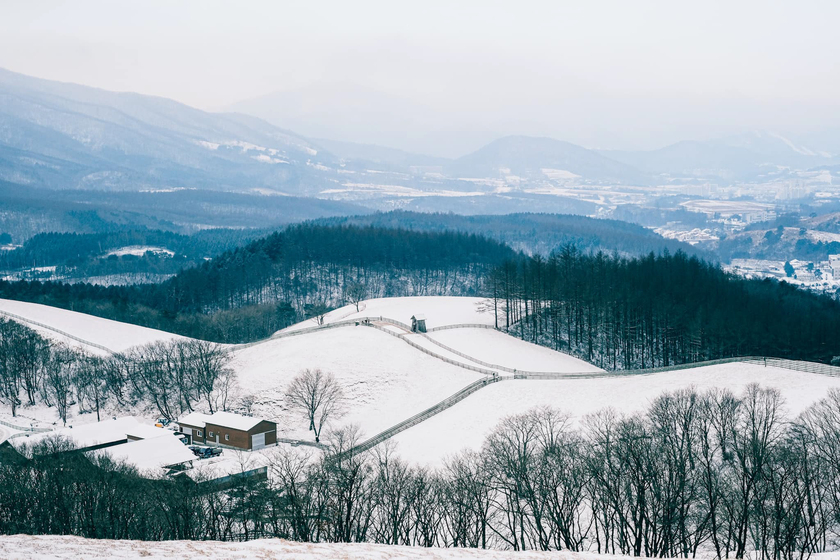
[197,430,203,437]
[225,434,230,441]
[209,431,214,438]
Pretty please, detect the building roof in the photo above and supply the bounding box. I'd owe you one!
[412,314,426,320]
[16,416,141,451]
[99,433,196,471]
[178,411,269,432]
[125,424,172,441]
[177,412,214,428]
[206,411,266,432]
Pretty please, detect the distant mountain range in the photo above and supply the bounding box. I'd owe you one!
[447,135,648,184]
[601,131,839,182]
[1,67,839,201]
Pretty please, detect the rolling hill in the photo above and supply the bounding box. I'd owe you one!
[3,296,839,469]
[316,211,704,257]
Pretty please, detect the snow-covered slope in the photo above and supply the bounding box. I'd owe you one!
[427,328,601,373]
[0,299,181,354]
[0,534,655,559]
[390,362,840,466]
[280,296,497,333]
[4,296,840,468]
[231,326,483,440]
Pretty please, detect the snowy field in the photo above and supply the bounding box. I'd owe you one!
[390,362,840,466]
[231,326,483,440]
[0,534,688,560]
[427,328,602,373]
[0,299,181,354]
[4,296,840,468]
[104,245,174,257]
[281,296,497,333]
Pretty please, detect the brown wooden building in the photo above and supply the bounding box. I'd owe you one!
[178,411,277,450]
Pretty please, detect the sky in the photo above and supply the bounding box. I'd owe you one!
[1,0,839,157]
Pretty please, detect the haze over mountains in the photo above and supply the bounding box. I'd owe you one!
[2,67,839,207]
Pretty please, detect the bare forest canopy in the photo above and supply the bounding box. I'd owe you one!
[3,384,840,559]
[486,247,840,367]
[0,223,838,365]
[0,317,232,425]
[0,228,270,279]
[0,224,516,342]
[0,209,703,285]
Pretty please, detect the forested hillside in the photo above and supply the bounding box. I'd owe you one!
[487,247,840,367]
[5,384,840,559]
[0,181,365,241]
[0,225,515,342]
[317,211,701,257]
[2,223,839,365]
[0,228,270,282]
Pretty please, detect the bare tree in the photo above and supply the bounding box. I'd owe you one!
[344,281,368,312]
[0,319,22,416]
[43,345,76,425]
[285,368,347,442]
[182,339,233,413]
[304,303,331,326]
[74,353,109,421]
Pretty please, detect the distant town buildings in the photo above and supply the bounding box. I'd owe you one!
[725,255,840,295]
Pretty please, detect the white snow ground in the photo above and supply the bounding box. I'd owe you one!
[280,296,497,333]
[3,296,840,470]
[0,534,691,560]
[427,328,602,373]
[230,326,483,440]
[0,299,181,354]
[390,362,840,466]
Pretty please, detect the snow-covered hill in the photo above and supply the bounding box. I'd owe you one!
[3,296,840,466]
[0,534,665,560]
[231,326,484,440]
[0,298,181,354]
[426,328,600,373]
[279,296,498,333]
[390,362,840,465]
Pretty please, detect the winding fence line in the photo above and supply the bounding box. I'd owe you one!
[0,309,116,355]
[341,355,840,457]
[0,418,52,433]
[5,308,840,455]
[341,376,506,457]
[427,323,497,332]
[236,318,504,376]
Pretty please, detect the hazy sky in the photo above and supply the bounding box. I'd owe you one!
[1,0,839,156]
